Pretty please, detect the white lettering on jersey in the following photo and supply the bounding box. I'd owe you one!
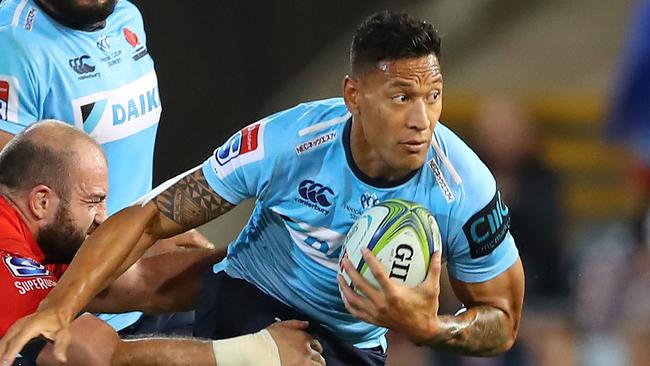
[71,71,161,144]
[14,277,57,295]
[0,76,19,122]
[209,121,266,179]
[276,210,345,270]
[428,159,455,203]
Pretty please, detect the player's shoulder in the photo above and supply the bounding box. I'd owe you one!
[435,122,495,194]
[433,122,497,217]
[0,0,57,63]
[110,0,145,28]
[0,0,38,39]
[263,97,349,143]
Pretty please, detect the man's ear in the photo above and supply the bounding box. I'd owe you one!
[28,184,55,220]
[343,75,361,115]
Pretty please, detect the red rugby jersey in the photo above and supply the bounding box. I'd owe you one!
[0,195,67,336]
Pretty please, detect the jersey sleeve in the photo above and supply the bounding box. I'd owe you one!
[201,106,306,205]
[0,29,42,133]
[443,147,519,283]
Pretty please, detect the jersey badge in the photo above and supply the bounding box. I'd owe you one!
[295,179,335,215]
[210,122,266,178]
[462,191,510,258]
[0,77,18,121]
[96,35,123,67]
[0,80,9,120]
[3,256,49,278]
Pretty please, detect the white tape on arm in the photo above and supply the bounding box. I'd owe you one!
[212,329,281,366]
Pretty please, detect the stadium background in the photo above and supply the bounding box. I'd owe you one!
[132,0,648,365]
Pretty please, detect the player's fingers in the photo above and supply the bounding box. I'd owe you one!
[360,248,394,291]
[337,275,367,312]
[309,338,323,353]
[311,351,326,365]
[422,250,442,287]
[0,323,39,365]
[52,310,72,363]
[341,256,382,302]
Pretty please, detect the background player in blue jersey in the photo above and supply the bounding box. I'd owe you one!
[0,11,525,366]
[0,0,213,334]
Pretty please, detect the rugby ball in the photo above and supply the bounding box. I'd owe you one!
[338,199,441,291]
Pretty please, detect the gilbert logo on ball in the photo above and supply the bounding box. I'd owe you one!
[338,199,441,292]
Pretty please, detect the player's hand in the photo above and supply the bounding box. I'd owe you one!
[266,320,326,366]
[0,307,73,365]
[338,247,443,343]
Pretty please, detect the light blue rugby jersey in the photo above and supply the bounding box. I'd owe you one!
[0,0,161,215]
[0,0,160,330]
[201,98,519,349]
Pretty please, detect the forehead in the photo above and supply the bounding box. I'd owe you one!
[71,154,108,195]
[376,55,440,80]
[362,55,442,89]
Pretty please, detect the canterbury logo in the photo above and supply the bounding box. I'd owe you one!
[298,180,334,207]
[69,55,96,74]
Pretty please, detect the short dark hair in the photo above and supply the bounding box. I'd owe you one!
[350,11,441,75]
[0,135,74,200]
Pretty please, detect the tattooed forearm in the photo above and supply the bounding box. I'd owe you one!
[153,169,235,230]
[423,306,515,356]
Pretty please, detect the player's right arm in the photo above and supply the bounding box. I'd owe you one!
[0,167,236,364]
[34,315,324,366]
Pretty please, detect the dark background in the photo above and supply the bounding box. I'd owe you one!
[131,0,420,184]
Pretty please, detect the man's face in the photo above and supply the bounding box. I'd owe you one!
[346,55,443,179]
[38,154,107,263]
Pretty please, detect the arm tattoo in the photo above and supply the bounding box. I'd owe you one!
[427,306,512,356]
[153,169,234,229]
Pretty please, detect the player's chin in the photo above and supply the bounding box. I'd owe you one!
[399,153,428,172]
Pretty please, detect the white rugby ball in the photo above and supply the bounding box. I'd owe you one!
[338,199,442,292]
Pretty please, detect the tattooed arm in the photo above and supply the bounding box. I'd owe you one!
[0,168,234,363]
[43,167,234,316]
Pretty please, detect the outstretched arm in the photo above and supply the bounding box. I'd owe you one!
[0,167,235,364]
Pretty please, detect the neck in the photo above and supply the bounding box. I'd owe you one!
[349,118,412,182]
[34,0,107,31]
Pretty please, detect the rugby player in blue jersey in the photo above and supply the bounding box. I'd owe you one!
[0,0,215,335]
[0,11,525,366]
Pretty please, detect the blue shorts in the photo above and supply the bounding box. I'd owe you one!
[194,271,387,366]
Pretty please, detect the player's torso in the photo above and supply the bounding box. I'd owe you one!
[1,0,161,212]
[0,200,62,335]
[223,103,455,346]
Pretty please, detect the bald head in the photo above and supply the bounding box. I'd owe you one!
[0,120,106,200]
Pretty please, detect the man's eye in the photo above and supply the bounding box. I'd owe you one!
[426,91,441,103]
[392,95,407,103]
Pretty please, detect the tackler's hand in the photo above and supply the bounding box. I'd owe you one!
[0,307,73,365]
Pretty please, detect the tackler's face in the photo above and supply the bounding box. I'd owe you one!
[348,54,443,178]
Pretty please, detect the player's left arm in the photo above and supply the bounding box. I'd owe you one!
[339,249,524,356]
[423,258,524,355]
